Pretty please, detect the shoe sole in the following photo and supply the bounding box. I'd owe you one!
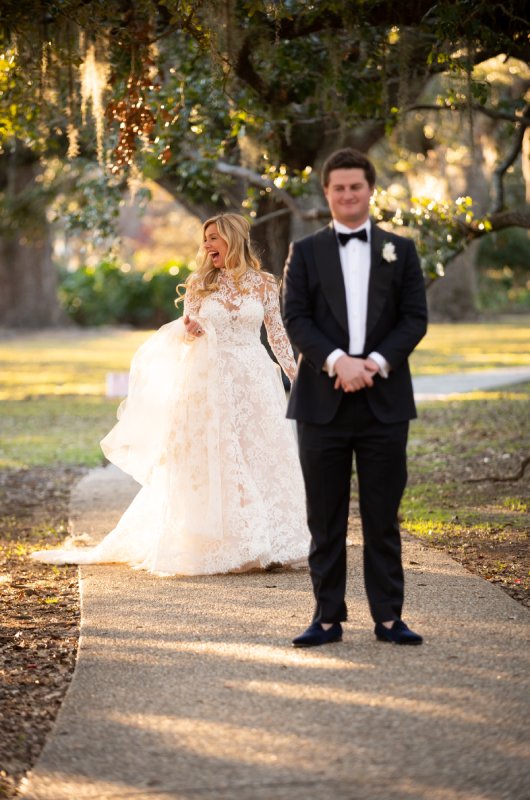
[292,637,343,648]
[375,636,423,645]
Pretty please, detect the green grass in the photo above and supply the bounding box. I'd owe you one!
[0,328,151,468]
[410,314,530,374]
[0,397,121,468]
[502,497,530,513]
[0,328,151,401]
[400,381,530,598]
[401,381,530,583]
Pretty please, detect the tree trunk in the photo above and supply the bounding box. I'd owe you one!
[423,99,496,319]
[0,232,62,327]
[427,240,480,321]
[250,197,293,277]
[0,152,64,327]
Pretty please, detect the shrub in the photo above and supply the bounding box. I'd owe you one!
[58,260,192,327]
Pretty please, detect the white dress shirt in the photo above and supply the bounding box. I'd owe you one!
[325,220,390,378]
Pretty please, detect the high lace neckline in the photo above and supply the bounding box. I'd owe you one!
[218,268,253,281]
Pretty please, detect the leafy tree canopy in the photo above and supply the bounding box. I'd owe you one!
[0,0,529,278]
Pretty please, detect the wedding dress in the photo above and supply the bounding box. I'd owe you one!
[32,270,310,575]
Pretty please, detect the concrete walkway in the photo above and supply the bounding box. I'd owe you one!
[21,370,530,800]
[412,365,530,401]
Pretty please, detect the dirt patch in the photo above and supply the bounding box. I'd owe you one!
[406,513,530,608]
[0,467,84,799]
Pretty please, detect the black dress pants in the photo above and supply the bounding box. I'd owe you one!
[297,390,409,624]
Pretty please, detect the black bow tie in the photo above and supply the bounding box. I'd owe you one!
[337,229,368,246]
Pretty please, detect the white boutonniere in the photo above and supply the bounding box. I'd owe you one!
[382,242,397,263]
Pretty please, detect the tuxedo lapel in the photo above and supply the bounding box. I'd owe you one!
[313,224,349,335]
[366,223,393,337]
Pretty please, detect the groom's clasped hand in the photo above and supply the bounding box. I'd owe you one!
[333,354,379,393]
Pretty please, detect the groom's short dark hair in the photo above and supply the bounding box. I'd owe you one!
[321,148,376,189]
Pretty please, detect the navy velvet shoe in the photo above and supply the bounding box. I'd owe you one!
[292,621,343,648]
[375,620,423,645]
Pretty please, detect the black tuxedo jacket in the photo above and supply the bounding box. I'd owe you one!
[282,221,428,424]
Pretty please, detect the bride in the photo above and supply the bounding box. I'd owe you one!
[32,213,310,575]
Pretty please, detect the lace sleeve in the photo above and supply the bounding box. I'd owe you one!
[262,275,297,382]
[183,285,201,317]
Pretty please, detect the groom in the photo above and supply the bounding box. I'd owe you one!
[282,148,428,647]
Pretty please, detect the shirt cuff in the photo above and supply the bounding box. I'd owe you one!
[324,349,346,377]
[368,351,391,378]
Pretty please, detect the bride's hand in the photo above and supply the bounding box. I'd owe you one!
[184,314,204,337]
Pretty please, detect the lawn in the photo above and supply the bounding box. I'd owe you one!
[402,382,529,604]
[410,314,530,374]
[0,327,150,401]
[1,316,529,469]
[405,317,529,604]
[0,327,151,469]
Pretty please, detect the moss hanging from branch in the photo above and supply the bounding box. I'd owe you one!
[80,43,109,165]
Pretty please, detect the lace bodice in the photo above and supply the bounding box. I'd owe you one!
[184,270,297,381]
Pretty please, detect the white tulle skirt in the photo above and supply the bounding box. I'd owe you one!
[32,318,310,575]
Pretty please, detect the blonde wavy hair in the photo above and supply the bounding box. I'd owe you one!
[178,213,263,302]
